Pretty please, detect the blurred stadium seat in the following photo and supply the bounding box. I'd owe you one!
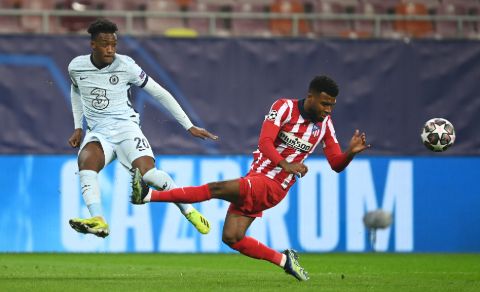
[313,0,355,38]
[355,0,399,38]
[18,0,53,33]
[445,0,480,38]
[55,0,102,32]
[187,0,222,36]
[0,0,23,33]
[188,0,242,37]
[394,1,434,38]
[146,0,186,35]
[231,0,272,37]
[435,1,462,38]
[269,0,311,36]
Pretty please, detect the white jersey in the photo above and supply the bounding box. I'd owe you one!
[68,53,148,133]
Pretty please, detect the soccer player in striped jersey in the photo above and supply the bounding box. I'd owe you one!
[131,75,370,280]
[67,19,218,238]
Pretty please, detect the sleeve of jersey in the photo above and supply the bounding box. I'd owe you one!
[142,78,194,130]
[257,100,290,166]
[322,119,352,173]
[70,84,84,129]
[126,58,149,88]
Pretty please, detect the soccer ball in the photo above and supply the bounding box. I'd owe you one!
[420,118,455,152]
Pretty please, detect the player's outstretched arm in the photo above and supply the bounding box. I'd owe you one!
[143,78,209,133]
[188,126,218,141]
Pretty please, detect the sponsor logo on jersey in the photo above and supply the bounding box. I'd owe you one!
[266,110,278,121]
[91,88,109,110]
[278,131,312,152]
[109,75,119,85]
[139,70,146,80]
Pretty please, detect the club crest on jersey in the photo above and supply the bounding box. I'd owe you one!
[109,75,119,85]
[278,131,313,152]
[265,110,278,121]
[312,124,320,137]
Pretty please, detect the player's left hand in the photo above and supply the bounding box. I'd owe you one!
[348,129,371,154]
[68,128,83,148]
[278,160,308,178]
[188,126,219,140]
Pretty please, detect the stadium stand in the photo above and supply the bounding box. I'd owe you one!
[0,0,479,39]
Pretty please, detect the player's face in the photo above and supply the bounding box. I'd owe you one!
[91,33,117,66]
[306,92,336,122]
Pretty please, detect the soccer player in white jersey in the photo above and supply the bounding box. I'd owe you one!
[131,75,370,281]
[67,19,218,238]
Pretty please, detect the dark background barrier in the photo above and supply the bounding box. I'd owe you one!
[0,36,479,155]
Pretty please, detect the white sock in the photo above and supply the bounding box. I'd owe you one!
[79,170,103,218]
[280,254,287,268]
[142,168,194,215]
[143,188,153,202]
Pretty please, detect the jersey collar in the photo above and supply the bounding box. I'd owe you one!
[90,54,113,70]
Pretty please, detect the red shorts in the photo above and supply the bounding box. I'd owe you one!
[227,173,288,217]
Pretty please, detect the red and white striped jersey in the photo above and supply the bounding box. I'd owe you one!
[248,98,341,189]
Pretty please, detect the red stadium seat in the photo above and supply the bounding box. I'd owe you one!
[269,0,311,36]
[394,1,434,38]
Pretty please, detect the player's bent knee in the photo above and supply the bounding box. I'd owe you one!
[208,181,228,197]
[78,156,104,172]
[132,156,155,175]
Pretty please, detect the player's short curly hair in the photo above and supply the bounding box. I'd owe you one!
[309,75,339,97]
[87,18,118,40]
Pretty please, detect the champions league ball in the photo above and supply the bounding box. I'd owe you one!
[421,118,456,152]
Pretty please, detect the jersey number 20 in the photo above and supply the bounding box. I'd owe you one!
[134,137,150,151]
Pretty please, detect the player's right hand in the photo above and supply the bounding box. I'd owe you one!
[188,126,219,141]
[68,128,83,148]
[347,129,371,154]
[278,160,308,178]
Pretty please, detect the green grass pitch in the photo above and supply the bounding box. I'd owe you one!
[0,253,479,291]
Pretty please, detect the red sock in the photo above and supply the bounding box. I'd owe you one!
[230,236,283,266]
[150,184,211,203]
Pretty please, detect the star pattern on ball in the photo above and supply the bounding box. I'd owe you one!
[420,128,430,144]
[431,122,447,137]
